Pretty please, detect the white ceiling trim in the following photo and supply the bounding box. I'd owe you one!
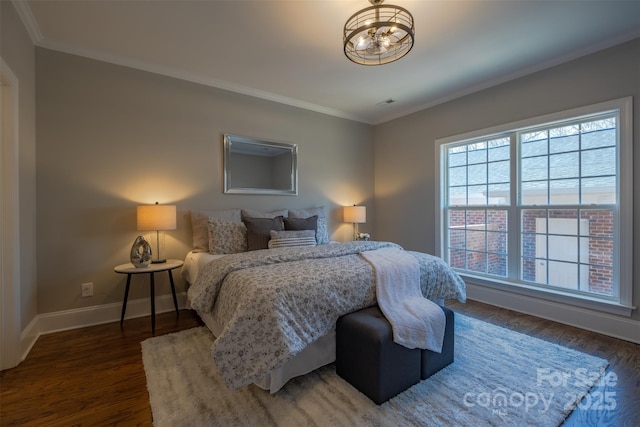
[11,0,43,44]
[35,38,371,125]
[13,0,369,124]
[378,29,640,124]
[33,29,640,127]
[12,1,640,126]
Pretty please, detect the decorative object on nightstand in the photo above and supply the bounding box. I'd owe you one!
[130,235,152,268]
[137,202,176,264]
[344,205,367,241]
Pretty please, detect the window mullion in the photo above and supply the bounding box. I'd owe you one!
[508,133,519,280]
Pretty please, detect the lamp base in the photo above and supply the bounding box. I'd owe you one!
[152,259,167,264]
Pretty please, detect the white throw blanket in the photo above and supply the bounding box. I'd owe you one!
[361,248,446,352]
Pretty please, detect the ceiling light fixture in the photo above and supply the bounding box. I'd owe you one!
[343,0,415,66]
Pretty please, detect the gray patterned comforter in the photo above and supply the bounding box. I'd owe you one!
[188,241,466,389]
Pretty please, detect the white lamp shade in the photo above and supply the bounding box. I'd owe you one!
[344,205,366,224]
[137,204,176,231]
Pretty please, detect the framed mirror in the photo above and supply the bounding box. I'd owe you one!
[223,134,298,195]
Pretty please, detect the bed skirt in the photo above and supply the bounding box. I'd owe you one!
[196,309,336,393]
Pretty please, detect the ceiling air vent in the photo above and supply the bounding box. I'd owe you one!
[376,99,396,106]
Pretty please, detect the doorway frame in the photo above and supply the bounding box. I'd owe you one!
[1,57,22,370]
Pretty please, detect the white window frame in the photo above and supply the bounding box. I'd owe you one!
[435,97,633,316]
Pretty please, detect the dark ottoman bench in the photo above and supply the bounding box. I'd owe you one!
[336,305,454,405]
[421,305,455,379]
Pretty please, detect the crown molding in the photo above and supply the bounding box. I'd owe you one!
[9,0,363,123]
[374,29,640,125]
[14,0,637,127]
[36,38,371,125]
[11,0,43,44]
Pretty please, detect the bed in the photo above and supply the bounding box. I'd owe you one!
[181,208,467,393]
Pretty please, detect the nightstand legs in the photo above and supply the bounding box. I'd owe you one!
[119,270,179,335]
[120,274,132,326]
[150,272,155,335]
[168,270,179,315]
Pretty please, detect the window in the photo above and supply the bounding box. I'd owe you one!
[436,98,632,314]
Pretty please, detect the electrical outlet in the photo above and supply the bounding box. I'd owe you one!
[81,283,93,297]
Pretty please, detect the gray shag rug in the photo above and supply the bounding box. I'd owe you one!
[142,313,607,427]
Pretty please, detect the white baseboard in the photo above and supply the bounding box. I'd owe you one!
[467,283,640,344]
[20,316,39,363]
[26,292,187,340]
[21,286,637,366]
[18,293,188,364]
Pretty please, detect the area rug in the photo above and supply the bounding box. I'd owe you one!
[141,314,608,427]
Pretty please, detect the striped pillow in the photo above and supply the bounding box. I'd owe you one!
[268,230,316,249]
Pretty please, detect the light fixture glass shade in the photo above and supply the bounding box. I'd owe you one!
[343,0,414,66]
[137,203,176,263]
[137,205,177,231]
[344,205,367,223]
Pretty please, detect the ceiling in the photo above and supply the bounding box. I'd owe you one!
[16,0,640,124]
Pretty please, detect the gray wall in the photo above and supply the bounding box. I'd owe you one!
[1,2,38,330]
[8,1,638,338]
[35,48,374,315]
[374,39,640,323]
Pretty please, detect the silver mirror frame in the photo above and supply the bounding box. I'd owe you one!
[223,134,298,195]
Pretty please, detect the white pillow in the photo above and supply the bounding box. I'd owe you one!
[191,209,241,251]
[288,207,329,244]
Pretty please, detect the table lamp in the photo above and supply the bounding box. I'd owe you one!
[137,202,176,263]
[344,205,366,241]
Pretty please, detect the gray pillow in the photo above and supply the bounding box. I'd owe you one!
[243,216,285,251]
[241,209,288,219]
[288,207,329,244]
[284,215,318,232]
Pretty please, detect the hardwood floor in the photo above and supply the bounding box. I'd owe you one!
[0,310,203,427]
[447,301,640,427]
[1,302,638,426]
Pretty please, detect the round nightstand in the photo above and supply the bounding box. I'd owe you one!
[114,259,184,335]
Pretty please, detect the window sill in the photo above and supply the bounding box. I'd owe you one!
[458,272,635,317]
